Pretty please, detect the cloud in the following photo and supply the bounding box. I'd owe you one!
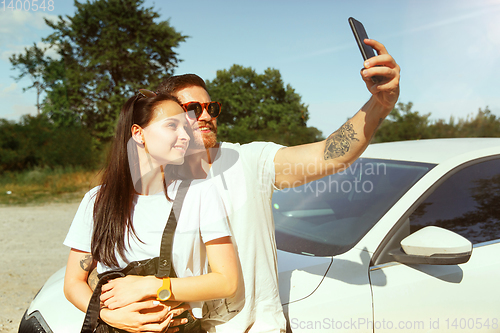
[0,11,59,69]
[0,80,40,120]
[11,104,38,119]
[383,2,500,39]
[0,11,58,45]
[1,82,18,94]
[0,82,38,119]
[0,10,62,64]
[0,103,38,120]
[1,41,59,61]
[1,44,32,62]
[284,1,500,65]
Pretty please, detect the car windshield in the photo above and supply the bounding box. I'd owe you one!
[274,158,434,256]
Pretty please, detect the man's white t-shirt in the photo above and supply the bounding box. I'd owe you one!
[64,179,231,317]
[197,141,286,333]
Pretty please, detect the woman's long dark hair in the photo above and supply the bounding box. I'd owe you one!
[91,92,182,268]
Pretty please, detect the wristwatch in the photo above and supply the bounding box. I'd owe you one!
[156,277,172,301]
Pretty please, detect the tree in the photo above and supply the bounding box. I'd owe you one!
[427,107,500,138]
[206,65,323,146]
[0,115,97,172]
[9,44,49,114]
[373,103,500,143]
[453,107,500,137]
[10,0,187,141]
[373,102,431,143]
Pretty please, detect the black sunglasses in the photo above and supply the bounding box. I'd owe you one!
[181,101,222,120]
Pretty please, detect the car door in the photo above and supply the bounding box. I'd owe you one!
[369,157,500,333]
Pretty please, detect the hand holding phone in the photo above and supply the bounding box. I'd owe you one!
[348,17,383,83]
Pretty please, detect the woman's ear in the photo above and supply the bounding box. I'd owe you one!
[131,124,145,145]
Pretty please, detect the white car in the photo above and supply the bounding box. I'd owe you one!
[20,138,500,333]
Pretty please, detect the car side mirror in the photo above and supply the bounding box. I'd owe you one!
[389,226,472,265]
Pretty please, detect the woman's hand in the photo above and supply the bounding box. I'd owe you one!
[361,39,400,112]
[100,275,161,309]
[100,300,190,333]
[100,300,171,333]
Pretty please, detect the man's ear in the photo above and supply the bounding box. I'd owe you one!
[131,124,145,144]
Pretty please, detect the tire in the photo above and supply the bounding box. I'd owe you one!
[18,310,50,333]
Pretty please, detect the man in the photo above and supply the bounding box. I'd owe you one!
[100,38,400,332]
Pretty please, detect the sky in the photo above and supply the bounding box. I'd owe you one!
[1,0,499,136]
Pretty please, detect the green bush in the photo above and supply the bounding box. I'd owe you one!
[0,115,100,173]
[373,103,500,143]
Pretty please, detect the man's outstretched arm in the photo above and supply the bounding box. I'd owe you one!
[274,39,400,188]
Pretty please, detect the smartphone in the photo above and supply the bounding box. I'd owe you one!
[348,17,382,83]
[348,17,376,60]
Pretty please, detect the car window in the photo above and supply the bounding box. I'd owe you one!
[409,157,500,244]
[274,158,434,256]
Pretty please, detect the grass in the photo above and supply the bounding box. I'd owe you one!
[0,166,102,206]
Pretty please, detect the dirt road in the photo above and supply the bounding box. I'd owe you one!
[0,203,80,333]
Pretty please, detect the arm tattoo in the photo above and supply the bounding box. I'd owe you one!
[324,122,360,160]
[88,268,99,291]
[80,254,93,272]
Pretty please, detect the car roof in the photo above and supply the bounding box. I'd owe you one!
[361,138,500,164]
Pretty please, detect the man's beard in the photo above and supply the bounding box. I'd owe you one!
[200,130,217,149]
[191,121,217,149]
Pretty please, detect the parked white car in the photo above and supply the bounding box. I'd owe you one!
[20,138,500,333]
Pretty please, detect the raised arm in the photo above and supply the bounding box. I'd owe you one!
[274,39,400,188]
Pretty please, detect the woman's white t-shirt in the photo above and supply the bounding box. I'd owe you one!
[63,179,231,317]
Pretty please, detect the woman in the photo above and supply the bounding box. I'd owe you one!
[63,91,238,332]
